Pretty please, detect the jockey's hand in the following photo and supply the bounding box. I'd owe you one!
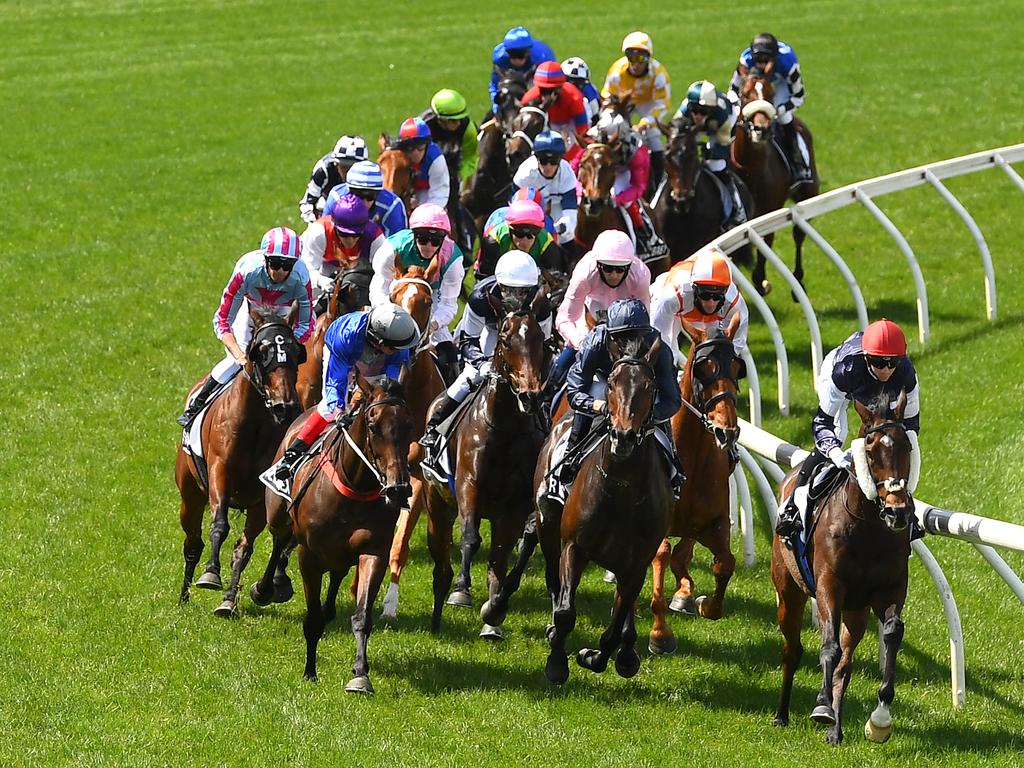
[317,274,336,293]
[299,203,316,224]
[429,320,439,333]
[828,446,852,471]
[234,354,247,367]
[592,399,607,414]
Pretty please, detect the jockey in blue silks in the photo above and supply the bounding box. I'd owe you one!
[489,26,557,114]
[328,160,408,238]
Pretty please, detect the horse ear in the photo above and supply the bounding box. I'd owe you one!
[530,286,546,315]
[392,255,407,279]
[607,333,623,361]
[680,318,704,346]
[853,397,875,426]
[655,118,672,137]
[397,362,410,386]
[486,290,504,318]
[286,301,299,328]
[354,370,371,396]
[645,334,663,364]
[892,389,907,420]
[378,133,389,153]
[725,311,742,340]
[249,305,263,328]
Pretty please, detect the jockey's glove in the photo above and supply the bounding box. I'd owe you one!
[828,446,852,471]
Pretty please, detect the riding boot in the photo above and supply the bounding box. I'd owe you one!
[775,449,826,538]
[419,393,462,453]
[177,377,220,427]
[782,121,811,183]
[556,412,594,485]
[714,169,747,231]
[637,204,669,259]
[649,150,665,192]
[274,437,312,483]
[434,340,460,387]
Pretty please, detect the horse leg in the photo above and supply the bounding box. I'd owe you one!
[751,250,770,296]
[425,488,455,633]
[299,546,326,682]
[177,470,206,605]
[544,542,588,685]
[825,608,869,745]
[536,505,562,605]
[792,227,807,298]
[214,503,266,618]
[347,553,388,694]
[198,479,230,589]
[481,514,537,630]
[270,534,297,603]
[250,525,289,607]
[810,575,846,727]
[668,538,697,615]
[648,538,678,655]
[865,604,905,744]
[578,572,642,676]
[696,519,736,620]
[773,567,808,726]
[382,477,424,620]
[322,570,344,624]
[615,575,644,679]
[449,509,482,607]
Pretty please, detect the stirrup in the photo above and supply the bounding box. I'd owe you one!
[418,429,440,450]
[260,459,293,499]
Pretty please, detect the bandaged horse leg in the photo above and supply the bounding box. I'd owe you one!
[865,607,905,743]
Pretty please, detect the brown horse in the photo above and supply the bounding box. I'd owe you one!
[423,306,547,638]
[532,338,674,685]
[772,395,914,744]
[648,317,744,654]
[378,134,414,212]
[250,376,414,691]
[505,105,549,175]
[735,72,820,296]
[175,307,304,614]
[296,272,366,409]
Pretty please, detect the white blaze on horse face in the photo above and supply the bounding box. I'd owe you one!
[880,434,893,448]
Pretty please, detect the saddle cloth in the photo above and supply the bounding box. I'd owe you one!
[180,378,233,489]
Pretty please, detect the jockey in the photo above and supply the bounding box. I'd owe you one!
[328,160,408,237]
[774,319,922,539]
[476,199,565,279]
[521,61,589,140]
[299,135,369,224]
[419,250,553,454]
[489,26,557,114]
[421,89,479,191]
[728,32,810,183]
[176,227,313,427]
[601,32,671,188]
[561,57,601,125]
[263,303,421,494]
[512,130,579,247]
[582,110,669,260]
[547,230,651,400]
[675,80,746,229]
[483,186,558,237]
[369,203,465,384]
[650,245,750,369]
[395,117,451,210]
[556,298,682,492]
[300,192,385,312]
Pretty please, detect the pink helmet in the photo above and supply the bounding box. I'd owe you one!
[591,230,635,265]
[408,203,451,234]
[506,199,545,228]
[261,227,302,260]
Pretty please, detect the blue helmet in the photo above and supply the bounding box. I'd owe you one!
[503,26,533,54]
[346,160,384,190]
[533,130,566,157]
[606,298,650,332]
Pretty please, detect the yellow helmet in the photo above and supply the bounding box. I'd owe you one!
[622,31,653,56]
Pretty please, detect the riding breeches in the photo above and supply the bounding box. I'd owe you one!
[445,360,490,402]
[210,304,257,384]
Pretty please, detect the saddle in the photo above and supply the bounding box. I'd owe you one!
[420,384,489,488]
[180,378,234,490]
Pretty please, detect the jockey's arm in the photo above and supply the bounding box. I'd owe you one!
[615,149,649,207]
[433,251,465,330]
[456,307,488,366]
[212,256,249,357]
[555,267,589,349]
[566,339,601,413]
[645,63,671,124]
[300,160,329,223]
[724,296,749,356]
[379,193,408,237]
[783,60,805,112]
[368,238,398,307]
[650,283,687,368]
[220,332,246,365]
[728,63,749,95]
[427,154,451,208]
[652,339,683,421]
[289,262,315,343]
[811,364,849,455]
[299,222,332,293]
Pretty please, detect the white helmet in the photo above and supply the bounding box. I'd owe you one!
[331,135,369,164]
[592,230,636,266]
[589,111,631,143]
[366,303,421,350]
[622,32,653,56]
[561,57,590,82]
[494,250,541,287]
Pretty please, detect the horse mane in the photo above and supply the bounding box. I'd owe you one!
[376,376,406,401]
[395,259,438,285]
[250,305,287,329]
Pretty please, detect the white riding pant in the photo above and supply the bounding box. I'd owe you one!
[211,302,256,384]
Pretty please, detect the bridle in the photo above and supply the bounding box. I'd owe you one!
[243,320,301,412]
[505,107,548,171]
[391,275,435,355]
[579,143,616,215]
[335,395,408,490]
[680,337,740,437]
[489,310,543,412]
[666,124,701,205]
[858,420,913,525]
[606,353,657,449]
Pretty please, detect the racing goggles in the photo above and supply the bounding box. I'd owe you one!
[414,230,445,247]
[625,50,649,64]
[694,283,726,302]
[265,257,295,272]
[865,355,900,370]
[509,225,539,240]
[536,152,562,166]
[598,263,629,276]
[506,48,529,60]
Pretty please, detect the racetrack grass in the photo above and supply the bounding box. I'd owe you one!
[4,0,1024,765]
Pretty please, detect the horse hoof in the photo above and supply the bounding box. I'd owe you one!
[696,595,721,620]
[810,705,836,725]
[479,623,505,641]
[380,608,398,623]
[480,599,506,627]
[773,715,789,728]
[178,590,190,606]
[446,589,473,608]
[761,280,772,296]
[213,600,239,619]
[544,654,570,685]
[303,672,318,683]
[614,648,641,679]
[669,595,697,616]
[864,719,892,743]
[196,571,222,590]
[603,570,616,584]
[272,579,294,604]
[826,728,844,746]
[647,634,678,656]
[345,675,375,695]
[576,648,608,673]
[249,583,273,607]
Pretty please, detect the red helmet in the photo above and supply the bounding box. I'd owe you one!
[862,318,907,357]
[534,61,566,88]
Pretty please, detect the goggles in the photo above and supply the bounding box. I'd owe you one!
[509,225,539,240]
[866,354,899,370]
[265,257,295,272]
[414,230,445,247]
[625,50,649,64]
[598,263,629,276]
[536,153,561,166]
[694,284,726,301]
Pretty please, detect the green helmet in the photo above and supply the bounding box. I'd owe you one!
[431,88,469,120]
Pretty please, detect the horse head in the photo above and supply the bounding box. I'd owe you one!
[606,334,661,459]
[682,314,744,451]
[664,119,701,208]
[246,305,305,425]
[740,71,775,108]
[505,106,547,174]
[739,98,778,145]
[491,306,546,415]
[389,263,434,346]
[578,142,617,216]
[350,373,415,508]
[495,69,528,129]
[331,264,372,318]
[852,393,914,532]
[377,134,414,209]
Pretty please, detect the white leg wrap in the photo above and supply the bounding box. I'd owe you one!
[446,362,482,400]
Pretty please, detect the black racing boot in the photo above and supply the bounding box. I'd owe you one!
[177,377,220,427]
[556,413,593,484]
[649,150,665,192]
[782,121,811,184]
[714,169,747,231]
[261,436,312,497]
[419,393,461,453]
[774,449,826,539]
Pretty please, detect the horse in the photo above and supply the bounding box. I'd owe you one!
[462,120,515,237]
[734,72,820,295]
[378,133,414,213]
[250,376,414,692]
[653,118,754,266]
[504,105,548,176]
[492,69,528,128]
[648,316,744,654]
[175,306,305,615]
[575,141,626,251]
[296,268,368,410]
[532,337,674,685]
[771,394,914,744]
[423,304,548,639]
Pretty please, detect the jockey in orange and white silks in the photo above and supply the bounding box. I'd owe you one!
[650,245,749,368]
[176,227,314,427]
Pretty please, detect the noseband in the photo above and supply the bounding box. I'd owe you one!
[858,420,913,523]
[608,354,657,447]
[339,395,408,490]
[243,320,300,412]
[680,337,740,432]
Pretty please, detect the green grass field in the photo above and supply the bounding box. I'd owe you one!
[5,1,1024,765]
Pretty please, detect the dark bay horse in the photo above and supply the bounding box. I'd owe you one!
[251,377,414,692]
[423,306,547,639]
[772,394,914,745]
[175,307,304,614]
[734,73,820,296]
[653,118,753,266]
[533,338,674,685]
[378,134,414,213]
[649,317,743,654]
[505,105,548,175]
[462,120,514,236]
